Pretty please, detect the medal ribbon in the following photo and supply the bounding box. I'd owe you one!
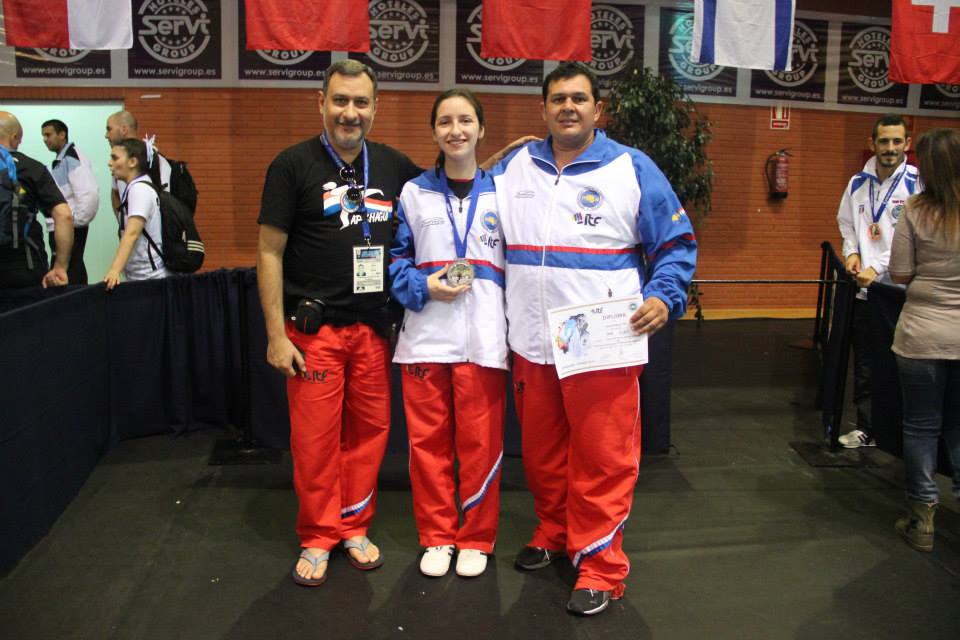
[441,169,482,260]
[320,133,371,242]
[868,163,905,224]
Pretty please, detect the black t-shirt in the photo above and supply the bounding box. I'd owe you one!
[0,150,67,271]
[258,136,421,313]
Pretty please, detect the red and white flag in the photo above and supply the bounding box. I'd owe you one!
[480,0,592,62]
[2,0,132,49]
[244,0,369,52]
[890,0,960,84]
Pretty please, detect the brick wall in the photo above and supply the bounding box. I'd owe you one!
[3,85,956,314]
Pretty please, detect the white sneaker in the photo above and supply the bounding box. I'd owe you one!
[420,545,454,577]
[838,429,876,449]
[455,548,488,577]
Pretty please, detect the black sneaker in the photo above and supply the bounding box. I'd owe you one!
[514,545,562,570]
[566,588,611,616]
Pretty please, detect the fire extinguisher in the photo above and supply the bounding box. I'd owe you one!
[765,149,791,200]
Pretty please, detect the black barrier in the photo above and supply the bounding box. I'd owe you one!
[0,286,111,574]
[815,243,859,450]
[0,269,676,572]
[813,241,832,352]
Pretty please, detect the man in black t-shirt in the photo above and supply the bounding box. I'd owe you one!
[0,111,73,289]
[257,60,421,587]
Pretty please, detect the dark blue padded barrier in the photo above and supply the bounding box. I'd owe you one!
[0,286,110,575]
[0,268,675,572]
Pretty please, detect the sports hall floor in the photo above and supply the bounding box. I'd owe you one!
[1,319,957,640]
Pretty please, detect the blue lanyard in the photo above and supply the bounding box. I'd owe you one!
[320,133,371,242]
[0,144,18,183]
[868,164,905,224]
[440,169,482,259]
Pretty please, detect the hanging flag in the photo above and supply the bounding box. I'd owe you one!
[480,0,591,62]
[244,0,369,52]
[890,0,960,84]
[692,0,795,71]
[2,0,132,49]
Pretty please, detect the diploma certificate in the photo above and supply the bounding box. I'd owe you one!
[547,296,648,380]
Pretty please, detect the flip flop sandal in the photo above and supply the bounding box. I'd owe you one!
[343,536,385,570]
[291,549,330,587]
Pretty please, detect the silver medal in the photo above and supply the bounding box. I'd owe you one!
[447,259,475,287]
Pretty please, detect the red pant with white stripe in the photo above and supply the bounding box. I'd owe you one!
[512,354,643,596]
[286,322,391,550]
[401,362,505,553]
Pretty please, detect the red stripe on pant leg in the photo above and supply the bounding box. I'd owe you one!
[286,323,349,550]
[562,365,643,592]
[339,324,391,539]
[513,354,569,551]
[452,363,506,553]
[401,362,459,547]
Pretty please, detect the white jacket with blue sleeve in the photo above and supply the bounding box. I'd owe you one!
[389,168,508,370]
[491,131,697,365]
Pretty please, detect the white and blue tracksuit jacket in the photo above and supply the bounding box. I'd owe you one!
[491,131,697,364]
[47,142,99,232]
[389,169,508,370]
[837,157,919,299]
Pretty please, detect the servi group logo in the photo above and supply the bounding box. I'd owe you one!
[840,23,906,107]
[751,19,826,103]
[256,50,313,67]
[31,49,90,65]
[848,26,893,94]
[137,0,213,65]
[14,46,110,79]
[934,83,960,99]
[764,21,819,88]
[588,4,639,89]
[668,12,724,84]
[368,0,430,68]
[457,1,538,85]
[465,4,525,72]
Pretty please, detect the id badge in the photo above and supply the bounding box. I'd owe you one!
[353,244,384,293]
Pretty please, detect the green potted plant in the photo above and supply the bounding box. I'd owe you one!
[606,64,713,321]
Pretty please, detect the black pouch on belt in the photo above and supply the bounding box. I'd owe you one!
[293,299,324,335]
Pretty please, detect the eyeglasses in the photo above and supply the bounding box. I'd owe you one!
[340,166,363,206]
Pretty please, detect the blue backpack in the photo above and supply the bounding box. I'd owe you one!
[0,146,41,269]
[0,146,23,246]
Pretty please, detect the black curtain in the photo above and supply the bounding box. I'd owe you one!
[0,268,677,572]
[0,286,110,573]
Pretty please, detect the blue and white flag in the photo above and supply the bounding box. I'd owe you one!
[692,0,796,71]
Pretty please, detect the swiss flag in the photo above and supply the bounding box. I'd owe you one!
[480,0,592,62]
[890,0,960,84]
[244,0,369,52]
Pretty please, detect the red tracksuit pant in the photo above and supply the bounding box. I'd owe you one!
[512,354,643,596]
[286,322,391,550]
[401,362,505,553]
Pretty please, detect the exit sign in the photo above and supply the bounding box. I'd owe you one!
[771,105,791,130]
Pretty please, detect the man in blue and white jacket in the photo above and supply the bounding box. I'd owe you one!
[492,62,697,616]
[42,119,99,284]
[836,114,919,450]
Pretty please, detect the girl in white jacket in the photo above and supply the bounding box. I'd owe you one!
[389,89,507,578]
